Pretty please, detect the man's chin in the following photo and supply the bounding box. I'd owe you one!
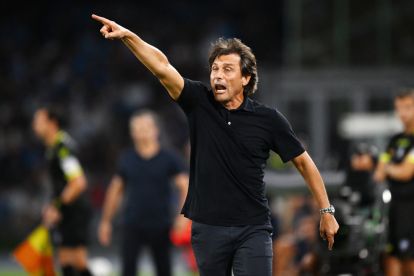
[213,92,229,103]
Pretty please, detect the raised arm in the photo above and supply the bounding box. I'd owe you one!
[292,151,339,250]
[91,14,184,100]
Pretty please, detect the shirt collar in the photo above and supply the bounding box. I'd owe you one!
[234,96,255,112]
[213,92,256,112]
[243,97,255,112]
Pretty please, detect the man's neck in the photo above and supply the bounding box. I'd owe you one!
[135,141,160,159]
[45,129,60,147]
[222,94,245,110]
[404,121,414,134]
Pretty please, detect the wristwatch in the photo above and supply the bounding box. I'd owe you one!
[320,205,335,215]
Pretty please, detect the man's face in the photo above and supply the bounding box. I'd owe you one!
[351,154,374,171]
[395,97,414,127]
[32,109,50,140]
[210,54,251,104]
[130,114,159,144]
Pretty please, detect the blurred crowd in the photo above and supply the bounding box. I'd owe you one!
[0,0,284,188]
[0,0,285,249]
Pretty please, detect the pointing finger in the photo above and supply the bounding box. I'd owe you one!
[91,14,112,25]
[327,235,334,250]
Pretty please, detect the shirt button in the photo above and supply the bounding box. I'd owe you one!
[228,121,232,125]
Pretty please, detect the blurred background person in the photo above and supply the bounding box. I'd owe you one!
[98,110,189,276]
[273,196,319,276]
[32,106,93,276]
[341,142,378,208]
[374,91,414,276]
[316,142,385,275]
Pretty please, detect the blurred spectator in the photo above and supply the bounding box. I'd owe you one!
[341,142,378,207]
[32,106,92,276]
[97,110,189,276]
[374,91,414,275]
[273,196,319,276]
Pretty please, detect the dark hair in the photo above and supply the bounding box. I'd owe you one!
[38,105,66,128]
[130,109,160,128]
[208,38,258,96]
[396,89,414,100]
[351,142,378,157]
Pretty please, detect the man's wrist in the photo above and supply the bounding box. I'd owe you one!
[384,165,392,176]
[101,217,111,225]
[121,29,135,41]
[320,205,335,215]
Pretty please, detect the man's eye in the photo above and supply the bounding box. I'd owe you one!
[225,67,232,72]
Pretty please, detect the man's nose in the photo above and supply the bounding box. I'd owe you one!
[214,72,224,81]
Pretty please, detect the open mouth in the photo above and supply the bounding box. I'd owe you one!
[214,84,227,94]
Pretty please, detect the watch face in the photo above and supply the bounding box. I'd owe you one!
[321,205,335,214]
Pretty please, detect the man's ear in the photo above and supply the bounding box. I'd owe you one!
[242,75,251,87]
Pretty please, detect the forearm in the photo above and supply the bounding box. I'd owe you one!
[92,14,184,99]
[386,164,413,181]
[178,188,187,213]
[175,174,189,213]
[101,177,123,223]
[293,152,339,250]
[101,198,118,224]
[293,152,330,209]
[373,162,387,182]
[60,175,87,205]
[121,32,170,79]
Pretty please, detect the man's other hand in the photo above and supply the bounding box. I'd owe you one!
[319,213,339,250]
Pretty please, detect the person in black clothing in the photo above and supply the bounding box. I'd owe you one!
[342,143,378,207]
[32,106,92,276]
[92,14,339,276]
[374,91,414,275]
[98,110,189,276]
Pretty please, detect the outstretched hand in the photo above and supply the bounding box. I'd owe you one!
[91,14,129,40]
[320,213,339,250]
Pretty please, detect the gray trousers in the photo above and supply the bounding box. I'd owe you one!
[191,221,273,276]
